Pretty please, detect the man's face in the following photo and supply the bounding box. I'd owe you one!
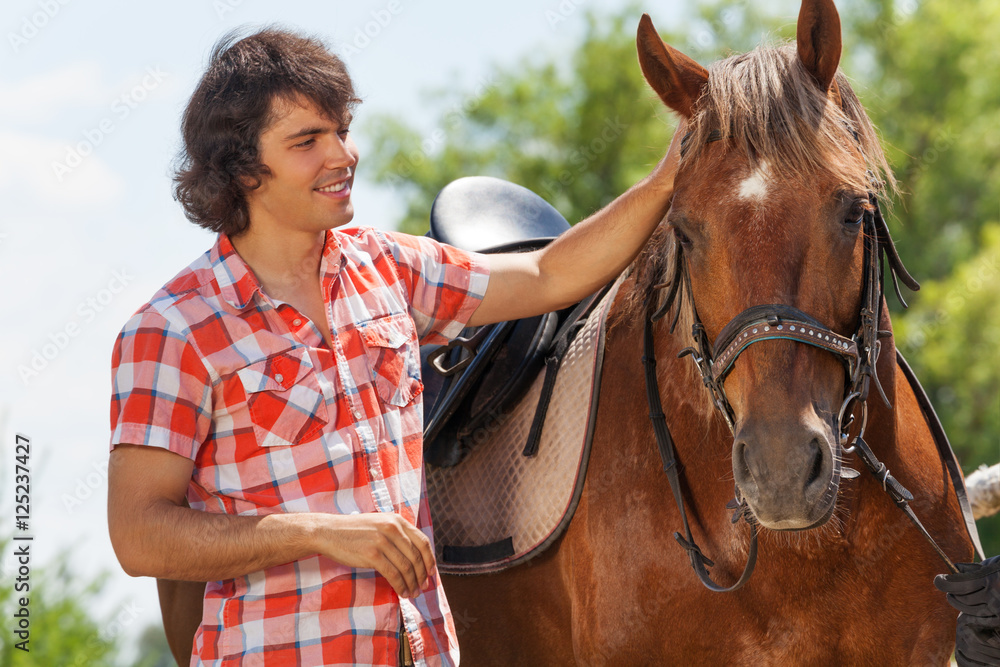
[245,95,359,234]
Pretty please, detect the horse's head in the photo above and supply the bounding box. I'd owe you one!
[638,0,895,530]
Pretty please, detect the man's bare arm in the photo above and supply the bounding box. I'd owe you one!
[467,123,683,327]
[108,444,435,598]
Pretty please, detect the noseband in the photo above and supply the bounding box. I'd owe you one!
[643,171,966,592]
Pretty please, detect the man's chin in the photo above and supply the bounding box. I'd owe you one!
[325,206,355,229]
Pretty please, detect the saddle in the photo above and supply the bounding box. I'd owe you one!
[421,176,604,467]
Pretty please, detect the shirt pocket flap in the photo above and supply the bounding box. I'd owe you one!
[358,314,423,408]
[236,349,312,394]
[359,317,410,350]
[235,349,329,448]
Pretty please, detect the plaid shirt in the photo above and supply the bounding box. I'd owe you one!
[110,227,489,666]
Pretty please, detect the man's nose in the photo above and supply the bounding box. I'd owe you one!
[325,135,357,169]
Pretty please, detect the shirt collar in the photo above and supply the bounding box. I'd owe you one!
[212,230,345,311]
[319,228,347,280]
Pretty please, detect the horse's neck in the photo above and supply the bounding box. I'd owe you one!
[632,304,735,477]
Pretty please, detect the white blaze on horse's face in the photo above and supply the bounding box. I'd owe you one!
[738,161,771,201]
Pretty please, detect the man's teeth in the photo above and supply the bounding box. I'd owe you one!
[317,182,347,193]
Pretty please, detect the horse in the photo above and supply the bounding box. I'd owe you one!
[439,1,977,663]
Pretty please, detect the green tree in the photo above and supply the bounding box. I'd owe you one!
[844,0,1000,552]
[133,623,174,667]
[363,8,679,235]
[0,540,119,665]
[895,223,1000,554]
[846,0,1000,281]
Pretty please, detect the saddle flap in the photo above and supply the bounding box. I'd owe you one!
[421,311,558,467]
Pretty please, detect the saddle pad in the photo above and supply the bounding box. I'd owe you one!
[426,279,622,574]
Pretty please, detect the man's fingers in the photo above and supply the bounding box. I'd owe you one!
[398,520,436,588]
[374,540,421,599]
[321,513,435,597]
[389,520,433,594]
[936,577,990,595]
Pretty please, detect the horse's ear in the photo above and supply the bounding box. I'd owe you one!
[797,0,842,91]
[637,14,708,119]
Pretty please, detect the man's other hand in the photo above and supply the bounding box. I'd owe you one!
[320,513,437,599]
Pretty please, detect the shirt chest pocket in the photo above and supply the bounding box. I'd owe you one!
[358,313,423,408]
[236,349,329,447]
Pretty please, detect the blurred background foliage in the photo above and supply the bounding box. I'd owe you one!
[0,538,173,665]
[364,0,1000,552]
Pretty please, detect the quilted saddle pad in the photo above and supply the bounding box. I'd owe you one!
[425,279,622,574]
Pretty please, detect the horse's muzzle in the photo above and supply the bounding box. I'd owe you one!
[732,419,840,530]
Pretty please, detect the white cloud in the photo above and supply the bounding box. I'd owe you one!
[0,131,124,209]
[0,61,108,123]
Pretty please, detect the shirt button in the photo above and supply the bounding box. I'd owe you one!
[292,318,302,326]
[352,409,362,420]
[370,467,380,479]
[274,373,284,383]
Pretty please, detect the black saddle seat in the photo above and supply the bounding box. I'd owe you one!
[422,177,573,467]
[430,176,570,252]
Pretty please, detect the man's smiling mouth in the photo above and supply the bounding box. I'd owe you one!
[316,181,348,193]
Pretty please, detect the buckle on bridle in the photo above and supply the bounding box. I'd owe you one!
[837,391,868,454]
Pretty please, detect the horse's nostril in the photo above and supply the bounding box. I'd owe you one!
[735,441,752,482]
[805,439,824,488]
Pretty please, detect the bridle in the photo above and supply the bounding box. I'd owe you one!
[642,144,967,592]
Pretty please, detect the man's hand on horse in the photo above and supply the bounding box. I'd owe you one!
[466,119,685,328]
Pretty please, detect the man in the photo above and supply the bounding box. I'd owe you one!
[107,28,678,666]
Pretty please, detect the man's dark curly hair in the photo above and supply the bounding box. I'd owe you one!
[173,28,361,236]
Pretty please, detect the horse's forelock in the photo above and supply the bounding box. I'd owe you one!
[620,41,895,340]
[685,43,894,198]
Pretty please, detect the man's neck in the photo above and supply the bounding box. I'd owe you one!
[229,224,328,297]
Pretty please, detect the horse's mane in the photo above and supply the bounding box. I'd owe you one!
[615,42,895,331]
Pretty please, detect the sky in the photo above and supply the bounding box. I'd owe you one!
[0,0,690,662]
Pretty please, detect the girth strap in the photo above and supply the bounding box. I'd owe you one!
[521,284,613,457]
[643,314,758,592]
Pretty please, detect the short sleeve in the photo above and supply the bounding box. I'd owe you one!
[380,231,491,345]
[109,308,213,461]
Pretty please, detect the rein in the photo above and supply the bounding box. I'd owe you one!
[644,176,968,592]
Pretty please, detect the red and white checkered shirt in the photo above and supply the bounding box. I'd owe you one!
[110,227,489,666]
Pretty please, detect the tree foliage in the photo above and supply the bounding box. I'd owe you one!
[363,8,677,235]
[895,224,1000,553]
[847,0,1000,550]
[0,540,118,665]
[846,0,1000,281]
[0,536,173,666]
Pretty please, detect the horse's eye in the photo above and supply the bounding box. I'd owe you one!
[845,200,868,227]
[673,226,693,248]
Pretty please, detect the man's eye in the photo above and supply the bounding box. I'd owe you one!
[337,128,351,138]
